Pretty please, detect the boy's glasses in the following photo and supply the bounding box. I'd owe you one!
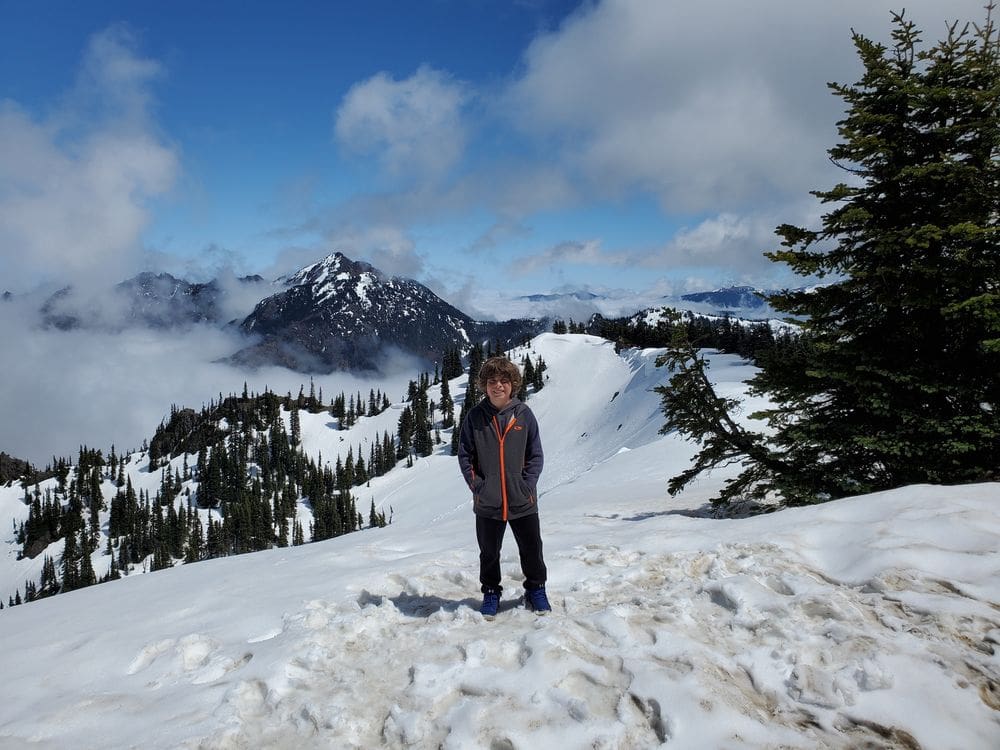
[486,378,511,387]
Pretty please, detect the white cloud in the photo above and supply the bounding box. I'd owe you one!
[0,26,178,290]
[467,219,532,256]
[648,212,779,268]
[626,197,827,284]
[70,23,165,125]
[339,225,425,279]
[513,239,629,277]
[503,0,988,213]
[334,66,470,182]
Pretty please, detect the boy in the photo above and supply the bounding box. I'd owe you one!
[457,356,550,619]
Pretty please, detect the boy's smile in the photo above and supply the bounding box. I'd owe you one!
[486,377,512,409]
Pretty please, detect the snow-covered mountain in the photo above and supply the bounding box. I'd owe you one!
[1,334,997,749]
[232,252,543,371]
[633,305,798,336]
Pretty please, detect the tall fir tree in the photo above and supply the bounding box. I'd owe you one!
[439,376,454,428]
[660,8,1000,506]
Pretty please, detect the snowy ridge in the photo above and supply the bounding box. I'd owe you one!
[1,334,998,748]
[637,305,798,336]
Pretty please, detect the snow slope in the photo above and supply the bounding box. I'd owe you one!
[0,334,998,749]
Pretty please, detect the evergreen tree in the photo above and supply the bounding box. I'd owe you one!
[412,382,433,458]
[521,356,536,400]
[533,356,547,391]
[346,395,356,427]
[78,545,97,587]
[277,512,289,547]
[186,512,204,562]
[354,446,368,485]
[463,343,485,415]
[330,392,346,428]
[661,9,1000,506]
[439,348,456,380]
[368,499,387,528]
[397,406,415,459]
[439,376,455,428]
[60,530,79,592]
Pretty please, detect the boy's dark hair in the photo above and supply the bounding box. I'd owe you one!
[478,356,523,394]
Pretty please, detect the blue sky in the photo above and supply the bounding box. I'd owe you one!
[0,0,989,308]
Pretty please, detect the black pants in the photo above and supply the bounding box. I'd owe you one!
[476,513,547,594]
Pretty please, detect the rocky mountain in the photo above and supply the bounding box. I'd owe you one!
[117,272,224,327]
[40,272,265,330]
[679,286,770,312]
[232,253,544,372]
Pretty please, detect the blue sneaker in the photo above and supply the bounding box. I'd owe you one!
[525,586,552,614]
[481,590,500,620]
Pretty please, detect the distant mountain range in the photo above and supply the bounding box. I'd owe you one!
[29,253,543,372]
[679,286,770,310]
[512,286,782,320]
[516,291,604,303]
[23,255,785,372]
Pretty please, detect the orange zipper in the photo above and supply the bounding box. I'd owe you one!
[492,415,517,521]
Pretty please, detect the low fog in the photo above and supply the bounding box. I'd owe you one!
[0,294,421,468]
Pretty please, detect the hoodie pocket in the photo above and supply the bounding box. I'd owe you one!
[509,476,536,513]
[475,478,503,512]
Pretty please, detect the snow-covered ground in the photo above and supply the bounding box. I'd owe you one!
[0,334,998,749]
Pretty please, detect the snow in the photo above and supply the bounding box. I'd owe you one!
[278,254,359,307]
[1,333,998,749]
[354,274,373,308]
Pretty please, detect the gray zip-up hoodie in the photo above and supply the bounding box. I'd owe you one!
[457,397,544,521]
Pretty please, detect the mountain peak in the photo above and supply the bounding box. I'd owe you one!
[237,252,542,372]
[276,252,385,311]
[282,252,378,288]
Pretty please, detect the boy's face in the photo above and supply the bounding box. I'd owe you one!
[485,376,512,409]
